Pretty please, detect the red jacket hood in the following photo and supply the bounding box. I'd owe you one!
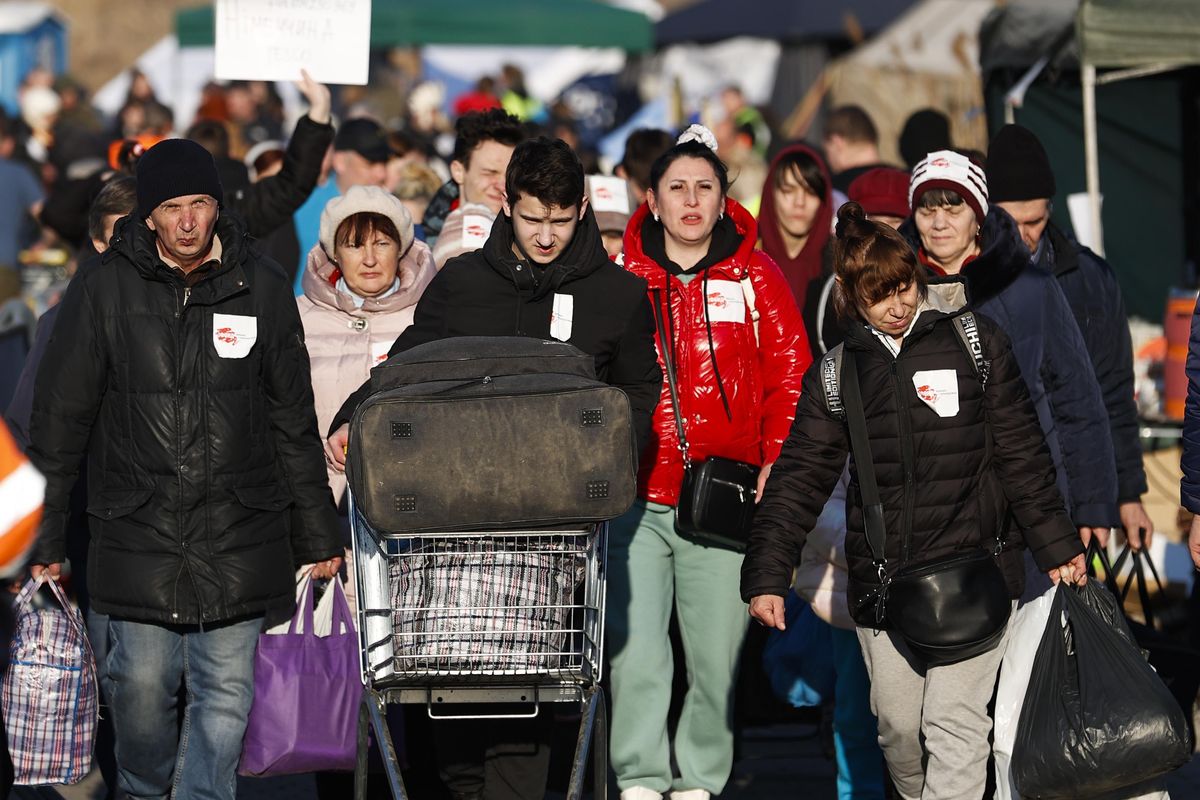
[623,196,758,288]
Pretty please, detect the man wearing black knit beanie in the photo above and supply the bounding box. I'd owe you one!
[987,123,1152,554]
[26,137,343,800]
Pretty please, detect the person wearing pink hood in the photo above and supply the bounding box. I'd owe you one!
[297,183,435,797]
[298,185,437,505]
[758,142,834,357]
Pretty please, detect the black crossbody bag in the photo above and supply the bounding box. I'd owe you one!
[841,334,1011,666]
[651,289,758,552]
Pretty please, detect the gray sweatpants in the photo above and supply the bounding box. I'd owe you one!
[856,624,1010,800]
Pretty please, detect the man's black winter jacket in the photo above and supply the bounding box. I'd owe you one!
[28,212,341,625]
[332,207,663,455]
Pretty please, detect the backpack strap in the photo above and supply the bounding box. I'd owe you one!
[951,311,990,389]
[739,276,760,345]
[819,343,846,421]
[952,311,1008,553]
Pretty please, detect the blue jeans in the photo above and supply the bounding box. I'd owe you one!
[105,616,260,800]
[86,608,110,696]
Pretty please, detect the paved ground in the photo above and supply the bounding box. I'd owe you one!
[36,718,1200,799]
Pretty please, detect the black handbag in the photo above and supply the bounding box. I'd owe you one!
[842,347,1010,666]
[651,290,758,552]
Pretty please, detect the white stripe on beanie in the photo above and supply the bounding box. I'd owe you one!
[909,150,989,219]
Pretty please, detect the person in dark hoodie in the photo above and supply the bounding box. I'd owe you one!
[758,142,833,356]
[325,136,661,800]
[899,150,1118,557]
[986,124,1152,551]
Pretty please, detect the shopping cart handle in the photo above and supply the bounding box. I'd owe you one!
[425,686,541,720]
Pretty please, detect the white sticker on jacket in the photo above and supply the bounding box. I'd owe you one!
[370,340,391,365]
[212,313,257,359]
[550,293,574,341]
[704,280,746,324]
[461,214,491,251]
[588,175,631,215]
[912,369,959,418]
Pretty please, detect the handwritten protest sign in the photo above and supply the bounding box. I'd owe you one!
[215,0,371,85]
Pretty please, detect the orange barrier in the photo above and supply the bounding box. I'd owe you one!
[1163,288,1198,420]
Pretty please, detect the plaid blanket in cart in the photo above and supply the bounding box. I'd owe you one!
[389,538,583,673]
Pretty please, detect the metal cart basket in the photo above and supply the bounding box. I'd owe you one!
[349,493,608,799]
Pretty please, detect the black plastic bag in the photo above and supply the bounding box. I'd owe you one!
[1012,581,1192,798]
[1087,541,1200,741]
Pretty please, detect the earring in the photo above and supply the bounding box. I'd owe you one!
[653,212,660,222]
[719,209,725,220]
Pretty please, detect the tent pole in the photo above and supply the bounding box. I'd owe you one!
[1004,54,1050,125]
[1082,62,1104,257]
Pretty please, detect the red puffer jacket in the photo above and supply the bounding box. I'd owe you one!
[623,198,812,506]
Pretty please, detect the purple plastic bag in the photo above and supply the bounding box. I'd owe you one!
[238,578,362,776]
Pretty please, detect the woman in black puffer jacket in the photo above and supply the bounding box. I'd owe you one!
[741,203,1085,799]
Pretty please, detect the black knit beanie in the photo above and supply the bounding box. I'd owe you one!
[986,124,1056,203]
[136,138,224,219]
[899,109,952,170]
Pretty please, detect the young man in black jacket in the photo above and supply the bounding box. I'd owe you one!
[27,139,343,800]
[326,136,661,800]
[326,136,661,462]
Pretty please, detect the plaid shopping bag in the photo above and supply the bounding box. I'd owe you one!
[2,576,98,785]
[391,539,581,671]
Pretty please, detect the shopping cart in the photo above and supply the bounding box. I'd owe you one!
[348,493,608,800]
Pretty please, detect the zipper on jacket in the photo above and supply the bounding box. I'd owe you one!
[171,282,205,624]
[890,359,917,563]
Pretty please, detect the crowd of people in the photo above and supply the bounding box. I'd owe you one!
[0,54,1185,800]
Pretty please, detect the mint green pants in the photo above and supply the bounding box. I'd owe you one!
[607,500,750,795]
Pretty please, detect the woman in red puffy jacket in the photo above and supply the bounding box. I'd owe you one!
[609,125,811,800]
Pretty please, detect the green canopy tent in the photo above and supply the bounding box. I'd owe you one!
[176,0,653,51]
[1077,0,1200,255]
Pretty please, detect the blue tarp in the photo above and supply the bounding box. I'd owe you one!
[655,0,915,45]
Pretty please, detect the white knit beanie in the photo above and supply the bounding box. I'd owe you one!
[909,150,989,222]
[320,185,415,257]
[20,86,61,132]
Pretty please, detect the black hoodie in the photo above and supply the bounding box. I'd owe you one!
[331,206,663,455]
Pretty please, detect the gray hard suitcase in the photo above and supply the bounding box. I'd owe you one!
[347,336,638,533]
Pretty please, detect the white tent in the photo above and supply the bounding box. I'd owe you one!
[1076,0,1200,256]
[92,36,223,135]
[825,0,996,164]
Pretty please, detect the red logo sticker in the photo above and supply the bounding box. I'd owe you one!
[216,327,239,345]
[916,384,938,403]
